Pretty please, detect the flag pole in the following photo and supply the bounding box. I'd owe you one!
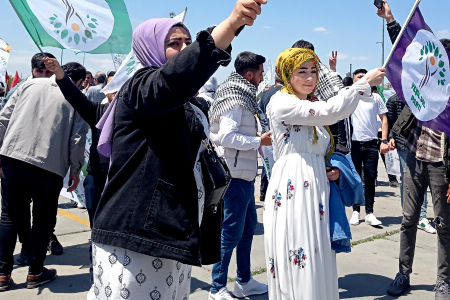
[61,49,64,64]
[83,53,86,66]
[382,0,421,68]
[182,7,187,23]
[8,0,46,57]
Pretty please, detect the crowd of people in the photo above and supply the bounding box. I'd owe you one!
[0,0,449,299]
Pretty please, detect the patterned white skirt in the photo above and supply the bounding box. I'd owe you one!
[87,243,192,300]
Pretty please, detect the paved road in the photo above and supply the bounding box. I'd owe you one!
[1,158,439,299]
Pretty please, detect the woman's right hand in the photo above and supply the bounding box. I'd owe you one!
[364,68,386,87]
[228,0,267,31]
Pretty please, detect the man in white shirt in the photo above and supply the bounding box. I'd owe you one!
[349,69,390,226]
[209,52,271,300]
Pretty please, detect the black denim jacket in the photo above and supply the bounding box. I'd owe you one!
[91,29,232,266]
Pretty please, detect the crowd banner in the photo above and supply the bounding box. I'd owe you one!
[101,50,141,95]
[0,50,10,84]
[60,129,92,207]
[384,1,450,137]
[384,149,401,177]
[257,59,274,96]
[9,0,132,54]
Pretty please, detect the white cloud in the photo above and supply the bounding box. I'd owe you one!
[437,29,450,39]
[262,26,273,30]
[352,56,370,61]
[314,27,328,33]
[336,52,349,60]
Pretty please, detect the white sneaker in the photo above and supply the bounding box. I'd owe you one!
[233,276,268,298]
[418,218,436,234]
[350,211,360,226]
[77,202,86,209]
[365,213,382,226]
[209,287,234,300]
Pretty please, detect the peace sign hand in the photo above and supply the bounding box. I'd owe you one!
[329,51,337,71]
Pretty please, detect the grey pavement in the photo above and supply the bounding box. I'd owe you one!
[0,157,439,299]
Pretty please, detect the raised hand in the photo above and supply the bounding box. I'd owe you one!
[43,57,65,80]
[376,0,395,23]
[364,68,386,87]
[228,0,267,31]
[212,0,267,50]
[329,51,337,71]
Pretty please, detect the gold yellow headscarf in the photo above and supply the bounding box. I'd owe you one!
[276,48,320,97]
[275,48,334,162]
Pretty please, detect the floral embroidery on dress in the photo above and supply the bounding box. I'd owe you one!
[304,181,310,188]
[309,109,316,116]
[287,179,294,199]
[269,258,276,278]
[289,247,307,268]
[319,203,325,220]
[272,189,282,210]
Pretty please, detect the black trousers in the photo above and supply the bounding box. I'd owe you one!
[351,140,379,214]
[400,153,450,279]
[0,157,63,275]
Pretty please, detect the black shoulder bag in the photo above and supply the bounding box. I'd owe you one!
[199,134,231,265]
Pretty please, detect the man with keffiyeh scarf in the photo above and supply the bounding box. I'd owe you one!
[209,51,271,299]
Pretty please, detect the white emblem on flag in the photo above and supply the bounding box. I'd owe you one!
[401,30,450,121]
[27,0,115,52]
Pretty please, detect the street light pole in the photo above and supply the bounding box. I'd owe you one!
[377,19,385,86]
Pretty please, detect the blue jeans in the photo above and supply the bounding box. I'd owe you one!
[398,150,428,220]
[210,179,258,294]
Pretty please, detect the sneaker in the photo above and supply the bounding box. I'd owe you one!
[233,276,268,298]
[418,218,437,234]
[365,213,382,226]
[434,279,450,300]
[350,211,360,226]
[77,202,86,209]
[48,234,64,255]
[26,267,57,289]
[389,180,400,188]
[387,272,410,297]
[16,247,31,266]
[0,275,13,292]
[209,287,234,300]
[70,200,78,208]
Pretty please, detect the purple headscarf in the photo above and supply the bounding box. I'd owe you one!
[133,18,190,68]
[96,18,190,157]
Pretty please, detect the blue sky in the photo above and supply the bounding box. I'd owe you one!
[1,0,449,83]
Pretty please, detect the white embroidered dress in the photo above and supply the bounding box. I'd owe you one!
[87,104,208,300]
[263,79,371,300]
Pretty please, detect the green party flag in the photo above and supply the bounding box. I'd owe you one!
[9,0,132,54]
[377,85,396,103]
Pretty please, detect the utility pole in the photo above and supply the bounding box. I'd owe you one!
[377,19,385,86]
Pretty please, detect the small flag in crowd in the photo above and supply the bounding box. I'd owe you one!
[101,50,140,95]
[10,71,20,89]
[9,0,133,54]
[172,8,188,23]
[377,85,397,103]
[257,59,274,96]
[0,38,12,52]
[385,6,450,136]
[0,46,10,85]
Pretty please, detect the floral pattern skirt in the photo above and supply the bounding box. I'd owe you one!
[263,153,339,300]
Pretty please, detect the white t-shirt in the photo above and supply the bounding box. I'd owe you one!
[352,93,388,141]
